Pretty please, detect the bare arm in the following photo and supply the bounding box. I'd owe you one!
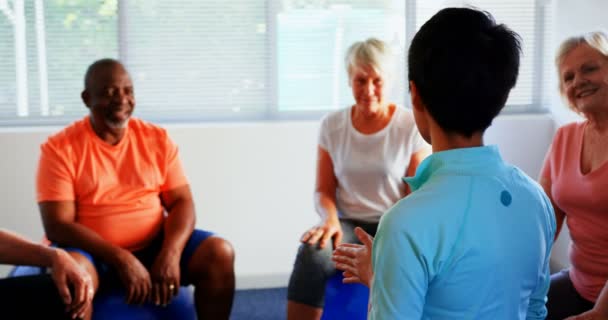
[150,184,195,306]
[0,229,93,318]
[159,184,196,257]
[301,146,342,249]
[39,201,128,265]
[404,148,431,195]
[314,146,339,222]
[0,229,57,266]
[539,177,567,241]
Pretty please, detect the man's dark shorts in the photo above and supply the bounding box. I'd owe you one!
[57,229,213,287]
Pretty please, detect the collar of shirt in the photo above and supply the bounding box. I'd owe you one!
[403,145,505,192]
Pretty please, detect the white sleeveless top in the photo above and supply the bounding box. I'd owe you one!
[318,106,428,222]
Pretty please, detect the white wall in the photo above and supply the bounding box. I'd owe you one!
[555,0,608,40]
[0,114,554,288]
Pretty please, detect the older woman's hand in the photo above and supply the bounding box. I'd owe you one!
[565,310,608,320]
[332,227,374,288]
[50,248,94,319]
[300,217,343,249]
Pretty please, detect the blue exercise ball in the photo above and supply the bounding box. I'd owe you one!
[92,286,196,320]
[321,273,369,320]
[9,265,196,320]
[8,265,45,277]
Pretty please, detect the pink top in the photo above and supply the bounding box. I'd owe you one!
[541,121,608,302]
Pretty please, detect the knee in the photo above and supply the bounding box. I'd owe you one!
[205,237,235,267]
[296,243,333,271]
[190,237,235,276]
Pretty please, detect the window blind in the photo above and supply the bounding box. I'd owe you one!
[0,0,550,126]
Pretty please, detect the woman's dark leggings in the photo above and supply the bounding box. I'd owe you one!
[546,269,595,320]
[0,274,71,319]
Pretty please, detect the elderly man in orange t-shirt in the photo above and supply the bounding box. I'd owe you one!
[36,58,235,320]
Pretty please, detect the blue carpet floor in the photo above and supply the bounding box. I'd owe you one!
[231,287,287,320]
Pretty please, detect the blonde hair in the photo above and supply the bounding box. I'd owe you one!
[555,31,608,112]
[344,38,394,80]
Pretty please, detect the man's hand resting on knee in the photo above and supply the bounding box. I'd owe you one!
[112,249,152,305]
[150,249,181,307]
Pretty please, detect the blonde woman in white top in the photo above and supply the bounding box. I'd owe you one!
[286,38,431,320]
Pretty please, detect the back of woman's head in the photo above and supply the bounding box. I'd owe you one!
[408,7,522,137]
[345,38,394,79]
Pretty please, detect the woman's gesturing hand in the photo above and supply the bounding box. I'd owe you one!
[332,227,374,288]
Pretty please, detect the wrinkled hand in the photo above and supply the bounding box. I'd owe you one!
[300,218,343,249]
[150,249,181,306]
[114,250,152,305]
[332,227,374,287]
[50,248,94,319]
[566,310,608,320]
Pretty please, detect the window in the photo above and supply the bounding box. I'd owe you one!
[0,0,551,126]
[276,2,406,116]
[415,0,551,113]
[0,0,117,125]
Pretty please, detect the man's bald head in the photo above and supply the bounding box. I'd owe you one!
[84,58,127,91]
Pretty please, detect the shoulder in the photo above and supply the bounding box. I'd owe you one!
[393,105,415,123]
[41,117,88,154]
[557,120,584,133]
[320,108,349,131]
[391,106,419,134]
[548,120,584,156]
[507,164,541,188]
[506,165,556,224]
[129,117,171,144]
[381,177,471,235]
[505,165,547,205]
[129,117,168,137]
[554,121,584,142]
[128,118,180,163]
[318,108,350,144]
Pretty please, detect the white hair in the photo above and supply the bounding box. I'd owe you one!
[344,38,394,80]
[556,31,608,70]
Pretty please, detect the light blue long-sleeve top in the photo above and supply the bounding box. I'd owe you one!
[369,146,556,320]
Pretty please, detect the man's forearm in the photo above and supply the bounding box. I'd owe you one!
[45,221,126,266]
[161,199,195,255]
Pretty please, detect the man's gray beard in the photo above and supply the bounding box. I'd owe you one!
[105,117,130,129]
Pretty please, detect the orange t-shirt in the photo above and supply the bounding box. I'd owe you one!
[541,121,608,302]
[36,116,188,251]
